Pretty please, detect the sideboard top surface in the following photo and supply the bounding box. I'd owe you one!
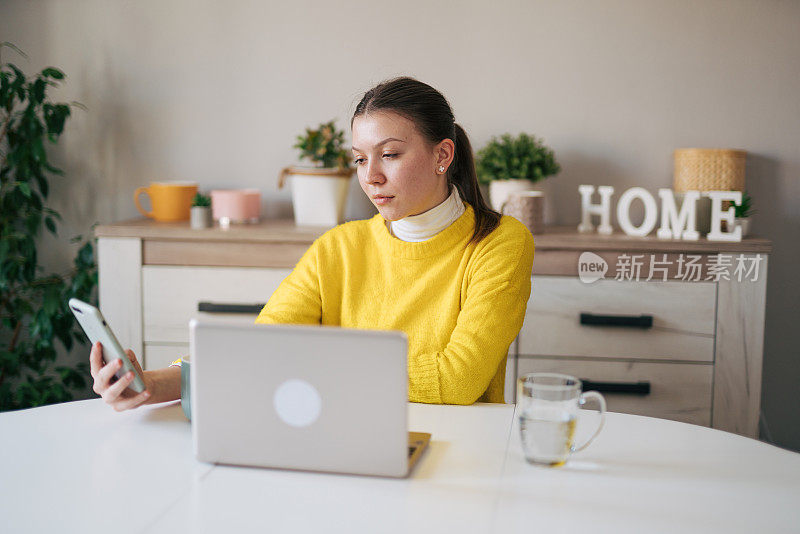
[96,218,772,254]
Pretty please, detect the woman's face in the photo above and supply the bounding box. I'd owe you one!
[351,111,454,221]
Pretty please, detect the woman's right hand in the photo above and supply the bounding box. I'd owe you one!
[90,341,152,411]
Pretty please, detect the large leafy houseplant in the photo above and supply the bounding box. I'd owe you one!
[0,44,97,411]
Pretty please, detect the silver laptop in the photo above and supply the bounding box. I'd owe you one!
[189,319,430,478]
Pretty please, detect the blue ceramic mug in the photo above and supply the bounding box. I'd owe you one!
[180,357,191,421]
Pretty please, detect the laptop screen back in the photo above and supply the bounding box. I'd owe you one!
[190,320,410,477]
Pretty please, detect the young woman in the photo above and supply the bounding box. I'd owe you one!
[89,76,534,410]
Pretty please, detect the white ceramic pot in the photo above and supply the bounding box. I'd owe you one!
[489,179,536,213]
[735,217,751,237]
[278,166,353,227]
[489,179,555,225]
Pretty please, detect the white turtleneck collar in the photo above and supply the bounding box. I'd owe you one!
[387,186,466,242]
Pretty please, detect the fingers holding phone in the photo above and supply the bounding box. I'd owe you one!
[90,341,150,411]
[72,298,149,411]
[126,348,145,378]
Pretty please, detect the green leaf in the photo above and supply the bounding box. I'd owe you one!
[41,67,64,80]
[35,174,49,198]
[43,103,70,137]
[32,137,45,163]
[43,162,64,176]
[43,208,62,220]
[8,63,25,84]
[18,181,32,197]
[78,242,94,267]
[45,216,57,235]
[31,78,46,104]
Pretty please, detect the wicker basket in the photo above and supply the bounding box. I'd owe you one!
[673,148,746,192]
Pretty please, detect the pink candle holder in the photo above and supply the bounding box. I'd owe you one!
[210,189,261,224]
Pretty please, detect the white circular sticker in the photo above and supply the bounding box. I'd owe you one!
[273,379,322,428]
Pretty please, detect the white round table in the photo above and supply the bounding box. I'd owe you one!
[0,399,797,533]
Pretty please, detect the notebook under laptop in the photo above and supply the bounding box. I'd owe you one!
[189,319,430,478]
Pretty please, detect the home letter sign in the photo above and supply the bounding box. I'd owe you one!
[578,185,742,242]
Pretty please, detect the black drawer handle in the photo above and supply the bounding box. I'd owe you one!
[581,379,651,396]
[580,312,653,329]
[197,302,265,314]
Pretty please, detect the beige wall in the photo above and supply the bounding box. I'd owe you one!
[2,0,798,450]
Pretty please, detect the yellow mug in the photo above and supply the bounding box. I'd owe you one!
[134,182,198,222]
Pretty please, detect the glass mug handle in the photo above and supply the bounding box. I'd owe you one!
[571,390,606,452]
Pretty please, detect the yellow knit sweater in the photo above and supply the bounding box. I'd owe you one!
[255,202,534,405]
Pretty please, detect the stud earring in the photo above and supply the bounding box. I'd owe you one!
[438,165,445,173]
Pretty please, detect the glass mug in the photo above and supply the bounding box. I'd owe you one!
[517,373,606,466]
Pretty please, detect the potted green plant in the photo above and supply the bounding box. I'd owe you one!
[1,44,96,410]
[734,190,755,237]
[190,193,212,229]
[476,133,560,224]
[278,119,353,227]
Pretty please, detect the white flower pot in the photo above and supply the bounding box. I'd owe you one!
[489,179,555,225]
[190,206,212,229]
[278,166,353,227]
[735,217,751,237]
[489,179,536,213]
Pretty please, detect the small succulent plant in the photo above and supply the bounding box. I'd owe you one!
[734,191,755,218]
[191,193,211,207]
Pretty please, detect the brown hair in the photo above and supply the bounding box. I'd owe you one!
[351,76,501,245]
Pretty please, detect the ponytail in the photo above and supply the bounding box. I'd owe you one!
[451,123,501,245]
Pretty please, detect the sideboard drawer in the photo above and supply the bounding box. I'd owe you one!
[142,266,291,344]
[517,357,713,426]
[519,276,716,362]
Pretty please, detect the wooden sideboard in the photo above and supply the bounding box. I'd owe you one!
[95,219,771,438]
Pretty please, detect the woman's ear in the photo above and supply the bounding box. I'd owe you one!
[435,138,455,173]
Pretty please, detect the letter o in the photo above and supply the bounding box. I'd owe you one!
[617,187,658,237]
